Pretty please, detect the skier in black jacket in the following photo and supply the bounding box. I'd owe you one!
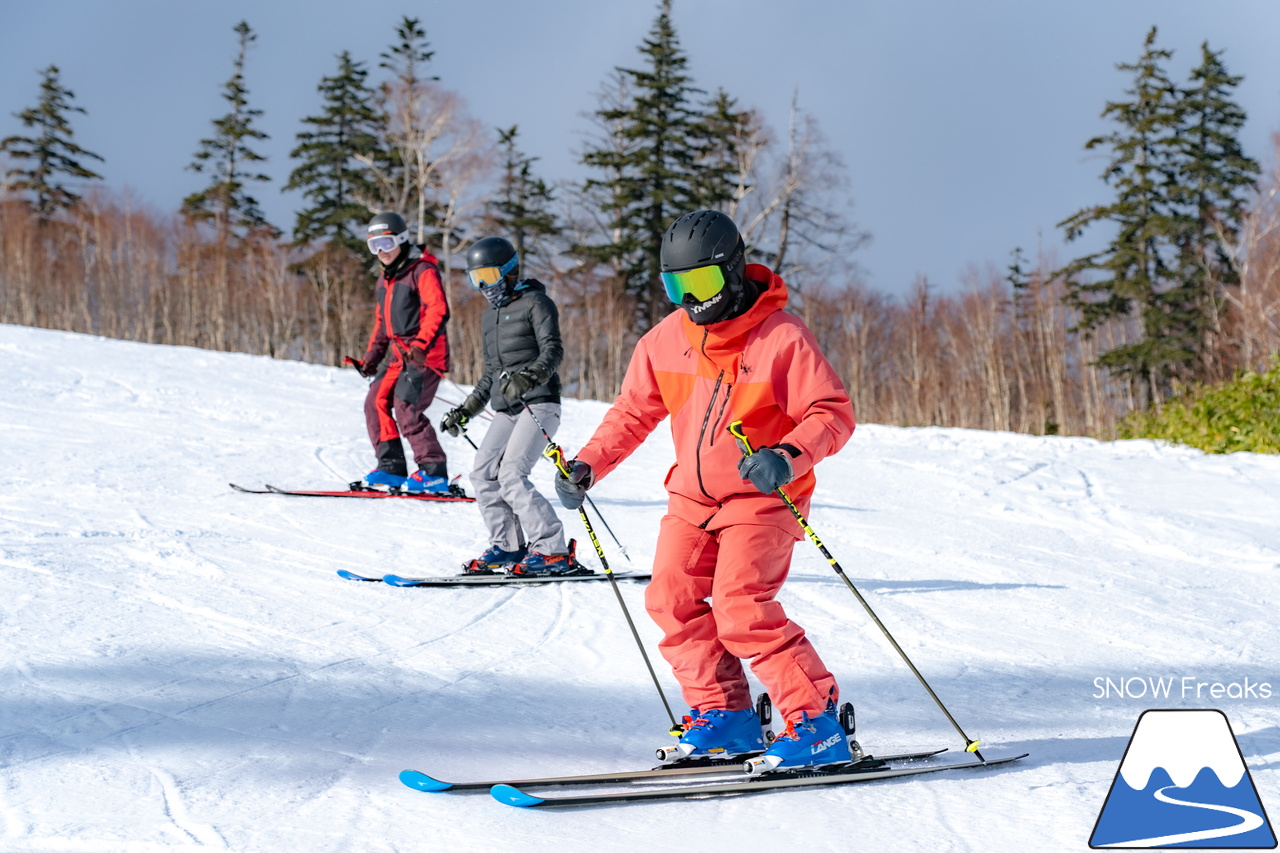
[441,237,582,575]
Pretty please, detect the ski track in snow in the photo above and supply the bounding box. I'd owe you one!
[0,324,1277,851]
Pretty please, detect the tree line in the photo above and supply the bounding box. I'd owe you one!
[2,6,1278,438]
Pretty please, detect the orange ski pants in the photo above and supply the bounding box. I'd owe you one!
[644,514,839,722]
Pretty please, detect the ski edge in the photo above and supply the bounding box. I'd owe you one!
[337,570,383,582]
[265,484,475,502]
[402,748,948,794]
[491,752,1029,808]
[399,770,454,792]
[382,572,651,587]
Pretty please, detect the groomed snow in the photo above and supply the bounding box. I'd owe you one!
[1,323,1277,851]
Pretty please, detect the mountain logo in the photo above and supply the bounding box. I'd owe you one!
[1090,709,1276,849]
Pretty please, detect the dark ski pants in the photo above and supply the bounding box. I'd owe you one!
[645,515,838,723]
[364,358,446,476]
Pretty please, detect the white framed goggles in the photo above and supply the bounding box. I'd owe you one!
[367,231,408,255]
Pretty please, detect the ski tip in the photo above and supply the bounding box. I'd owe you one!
[399,770,452,792]
[491,784,544,808]
[382,574,421,587]
[337,570,378,582]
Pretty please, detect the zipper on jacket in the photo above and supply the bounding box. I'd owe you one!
[698,326,736,449]
[695,371,723,503]
[709,383,733,446]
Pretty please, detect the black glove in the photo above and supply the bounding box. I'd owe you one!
[554,459,594,510]
[737,447,794,495]
[343,355,374,378]
[440,394,484,437]
[500,367,542,402]
[440,407,469,437]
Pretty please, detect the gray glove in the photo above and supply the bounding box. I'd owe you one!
[555,459,594,510]
[737,447,794,495]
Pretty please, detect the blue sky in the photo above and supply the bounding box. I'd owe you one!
[3,0,1279,295]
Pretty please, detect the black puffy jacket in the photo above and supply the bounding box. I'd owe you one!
[473,279,563,414]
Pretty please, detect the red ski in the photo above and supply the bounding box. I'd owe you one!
[229,482,475,502]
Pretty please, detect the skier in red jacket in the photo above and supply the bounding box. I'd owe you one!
[555,210,857,773]
[349,212,451,493]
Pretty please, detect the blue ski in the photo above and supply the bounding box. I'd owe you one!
[491,752,1029,808]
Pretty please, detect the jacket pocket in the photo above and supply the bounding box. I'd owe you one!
[395,363,424,404]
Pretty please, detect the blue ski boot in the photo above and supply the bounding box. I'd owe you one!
[744,702,851,775]
[362,469,407,490]
[462,545,527,575]
[404,469,450,494]
[510,540,587,576]
[656,708,766,763]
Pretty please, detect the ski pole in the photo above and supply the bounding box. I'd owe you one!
[541,438,681,734]
[727,420,985,760]
[442,378,494,422]
[517,399,631,564]
[444,396,630,562]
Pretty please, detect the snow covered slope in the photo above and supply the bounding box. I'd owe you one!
[1,324,1277,851]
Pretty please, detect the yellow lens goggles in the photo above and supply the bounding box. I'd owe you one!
[467,253,519,289]
[661,264,726,304]
[468,266,505,287]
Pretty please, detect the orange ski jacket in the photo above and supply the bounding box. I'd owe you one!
[576,264,855,535]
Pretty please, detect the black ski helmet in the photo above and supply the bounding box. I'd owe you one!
[465,236,518,273]
[660,210,748,324]
[366,212,410,256]
[466,236,520,307]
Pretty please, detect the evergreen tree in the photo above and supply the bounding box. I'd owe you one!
[1172,42,1259,379]
[694,88,750,212]
[284,51,383,258]
[486,125,560,276]
[183,20,273,238]
[380,15,437,87]
[0,65,103,218]
[578,0,712,329]
[1057,27,1187,406]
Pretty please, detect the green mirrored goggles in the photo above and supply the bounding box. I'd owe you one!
[661,264,726,304]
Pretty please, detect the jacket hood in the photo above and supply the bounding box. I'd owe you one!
[513,278,547,296]
[681,263,787,374]
[384,247,439,282]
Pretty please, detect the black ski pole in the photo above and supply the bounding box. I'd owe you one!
[728,420,985,761]
[517,399,631,564]
[542,437,680,734]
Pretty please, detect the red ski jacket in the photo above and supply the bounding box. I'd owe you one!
[363,252,450,374]
[576,264,855,535]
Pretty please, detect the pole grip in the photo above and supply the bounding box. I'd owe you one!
[543,442,571,477]
[727,420,755,457]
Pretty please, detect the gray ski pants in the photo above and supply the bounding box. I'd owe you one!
[471,403,568,556]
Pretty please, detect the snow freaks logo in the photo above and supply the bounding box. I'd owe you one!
[1090,709,1276,849]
